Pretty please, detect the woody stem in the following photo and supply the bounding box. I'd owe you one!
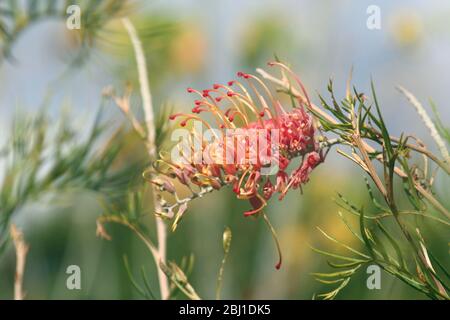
[122,17,169,300]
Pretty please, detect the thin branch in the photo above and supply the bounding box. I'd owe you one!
[121,17,156,157]
[121,17,169,300]
[353,133,387,198]
[10,224,29,300]
[414,183,450,220]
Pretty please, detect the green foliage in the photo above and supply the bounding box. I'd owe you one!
[160,257,200,300]
[123,255,156,300]
[97,200,200,300]
[312,80,450,300]
[0,103,139,253]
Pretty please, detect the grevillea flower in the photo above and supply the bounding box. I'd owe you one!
[147,62,324,268]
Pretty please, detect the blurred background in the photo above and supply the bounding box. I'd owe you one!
[0,0,449,299]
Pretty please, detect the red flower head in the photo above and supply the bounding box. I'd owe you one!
[147,62,324,268]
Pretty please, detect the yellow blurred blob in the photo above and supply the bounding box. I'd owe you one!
[389,10,423,47]
[320,212,359,250]
[279,224,312,270]
[307,169,361,248]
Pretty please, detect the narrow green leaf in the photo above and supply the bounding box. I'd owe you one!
[316,227,371,259]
